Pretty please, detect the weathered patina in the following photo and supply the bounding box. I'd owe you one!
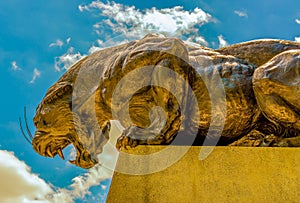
[30,34,300,168]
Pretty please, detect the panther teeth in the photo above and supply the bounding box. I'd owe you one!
[57,149,65,160]
[46,147,53,158]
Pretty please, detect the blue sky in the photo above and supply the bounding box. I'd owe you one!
[0,0,299,202]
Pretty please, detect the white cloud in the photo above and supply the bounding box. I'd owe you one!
[88,40,104,54]
[0,150,52,203]
[88,45,102,54]
[218,35,228,48]
[234,10,248,18]
[66,37,71,44]
[78,4,87,12]
[79,0,213,47]
[295,37,300,42]
[45,162,113,203]
[54,47,86,71]
[45,163,113,203]
[69,165,113,199]
[49,39,64,48]
[295,19,300,24]
[29,68,41,84]
[11,61,20,71]
[186,35,208,47]
[0,148,114,203]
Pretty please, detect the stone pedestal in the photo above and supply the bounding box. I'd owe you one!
[107,146,299,202]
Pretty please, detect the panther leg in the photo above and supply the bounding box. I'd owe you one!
[253,49,300,145]
[228,128,278,147]
[272,136,300,147]
[116,111,182,150]
[116,126,165,150]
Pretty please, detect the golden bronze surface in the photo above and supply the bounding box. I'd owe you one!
[31,34,300,168]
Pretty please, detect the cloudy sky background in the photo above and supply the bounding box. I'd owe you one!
[0,0,300,202]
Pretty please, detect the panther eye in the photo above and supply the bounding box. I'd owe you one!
[42,120,48,126]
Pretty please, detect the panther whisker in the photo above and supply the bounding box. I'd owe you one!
[19,117,32,144]
[24,107,34,140]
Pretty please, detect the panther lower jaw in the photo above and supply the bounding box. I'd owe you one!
[44,140,98,169]
[32,132,98,169]
[43,141,98,169]
[69,149,98,169]
[68,141,98,169]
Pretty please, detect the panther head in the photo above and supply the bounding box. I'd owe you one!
[32,82,108,169]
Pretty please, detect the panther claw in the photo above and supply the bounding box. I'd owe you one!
[259,139,274,147]
[116,134,139,151]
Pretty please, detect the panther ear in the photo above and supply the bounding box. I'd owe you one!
[43,83,73,104]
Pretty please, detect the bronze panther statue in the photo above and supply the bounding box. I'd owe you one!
[27,34,300,169]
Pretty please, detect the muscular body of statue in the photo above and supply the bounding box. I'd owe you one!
[28,34,300,168]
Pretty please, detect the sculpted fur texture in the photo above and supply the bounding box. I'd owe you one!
[30,34,300,169]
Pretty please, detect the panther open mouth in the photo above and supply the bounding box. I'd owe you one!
[32,131,98,169]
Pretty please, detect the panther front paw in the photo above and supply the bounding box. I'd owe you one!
[116,129,139,150]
